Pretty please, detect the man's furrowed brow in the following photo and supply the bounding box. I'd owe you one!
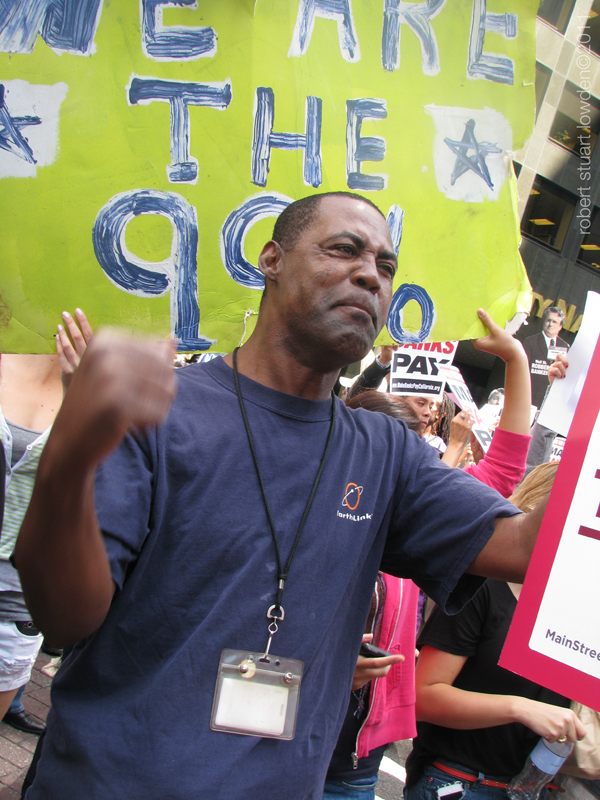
[327,231,366,248]
[379,248,398,267]
[326,231,397,267]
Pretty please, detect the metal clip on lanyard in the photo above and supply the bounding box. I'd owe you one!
[232,348,336,661]
[263,603,284,660]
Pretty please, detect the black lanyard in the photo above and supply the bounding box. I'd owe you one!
[232,347,336,654]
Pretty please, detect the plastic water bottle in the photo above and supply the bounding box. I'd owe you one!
[507,738,573,800]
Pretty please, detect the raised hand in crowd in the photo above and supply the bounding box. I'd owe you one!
[439,309,532,500]
[469,434,484,465]
[377,344,398,367]
[56,308,93,392]
[349,344,399,395]
[442,410,474,468]
[473,308,531,436]
[548,352,568,386]
[458,435,485,469]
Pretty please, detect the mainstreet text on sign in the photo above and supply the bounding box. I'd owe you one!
[500,335,600,712]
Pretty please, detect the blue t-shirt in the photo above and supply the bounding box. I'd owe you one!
[30,357,518,800]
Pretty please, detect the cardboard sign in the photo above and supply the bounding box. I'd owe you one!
[0,2,537,353]
[538,291,600,438]
[550,436,565,463]
[390,342,457,399]
[478,402,503,431]
[500,334,600,712]
[442,363,493,452]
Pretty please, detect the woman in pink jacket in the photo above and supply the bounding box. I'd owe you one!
[322,310,532,800]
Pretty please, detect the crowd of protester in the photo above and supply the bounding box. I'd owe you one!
[0,193,594,800]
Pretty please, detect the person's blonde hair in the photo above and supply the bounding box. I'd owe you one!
[509,462,559,512]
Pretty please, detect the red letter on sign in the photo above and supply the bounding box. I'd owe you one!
[578,468,600,541]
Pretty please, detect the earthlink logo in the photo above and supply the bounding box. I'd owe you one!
[342,482,363,511]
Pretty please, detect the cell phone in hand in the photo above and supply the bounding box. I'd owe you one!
[359,642,391,658]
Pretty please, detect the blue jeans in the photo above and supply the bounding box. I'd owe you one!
[8,685,25,715]
[322,774,378,799]
[404,762,549,800]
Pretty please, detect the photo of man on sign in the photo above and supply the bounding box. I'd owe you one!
[523,307,570,410]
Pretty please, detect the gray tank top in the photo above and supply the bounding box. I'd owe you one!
[7,420,41,467]
[0,421,43,620]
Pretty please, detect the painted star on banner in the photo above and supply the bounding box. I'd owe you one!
[0,84,42,164]
[444,119,502,190]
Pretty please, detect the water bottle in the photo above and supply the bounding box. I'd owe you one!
[507,738,573,800]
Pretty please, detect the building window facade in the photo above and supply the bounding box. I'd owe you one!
[538,0,576,33]
[577,206,600,271]
[549,82,600,157]
[584,0,600,57]
[536,62,552,120]
[521,175,577,251]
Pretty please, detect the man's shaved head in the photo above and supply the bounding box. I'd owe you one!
[272,192,387,252]
[257,192,396,372]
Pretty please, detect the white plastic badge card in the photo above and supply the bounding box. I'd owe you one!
[548,346,568,361]
[210,649,304,740]
[437,783,465,799]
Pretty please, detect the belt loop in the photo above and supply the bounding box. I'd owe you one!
[474,772,485,791]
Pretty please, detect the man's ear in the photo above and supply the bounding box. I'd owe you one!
[258,241,284,284]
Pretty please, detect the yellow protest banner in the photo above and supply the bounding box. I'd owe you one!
[0,1,535,353]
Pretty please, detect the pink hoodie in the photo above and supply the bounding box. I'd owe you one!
[355,575,420,759]
[354,427,531,760]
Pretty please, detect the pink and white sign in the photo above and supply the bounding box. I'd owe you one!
[500,335,600,712]
[442,363,493,452]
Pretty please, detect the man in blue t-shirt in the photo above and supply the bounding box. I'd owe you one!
[16,193,547,800]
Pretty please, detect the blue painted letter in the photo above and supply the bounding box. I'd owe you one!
[468,0,517,84]
[288,0,360,62]
[93,189,213,350]
[141,0,217,61]
[220,193,294,289]
[128,77,231,183]
[346,98,387,191]
[251,88,322,188]
[386,205,404,256]
[381,0,446,75]
[0,0,103,55]
[387,283,435,343]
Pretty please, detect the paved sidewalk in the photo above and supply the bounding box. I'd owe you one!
[0,652,56,799]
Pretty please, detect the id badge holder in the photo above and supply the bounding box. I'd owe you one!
[548,345,568,361]
[210,649,304,740]
[437,784,465,799]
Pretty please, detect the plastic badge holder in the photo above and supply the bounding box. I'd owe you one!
[547,345,568,361]
[210,649,304,740]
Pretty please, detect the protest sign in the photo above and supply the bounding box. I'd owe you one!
[442,363,493,451]
[550,436,565,463]
[538,291,600,438]
[0,1,536,353]
[389,341,457,400]
[500,334,600,712]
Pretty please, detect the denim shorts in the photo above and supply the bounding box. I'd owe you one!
[0,620,43,691]
[322,774,379,799]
